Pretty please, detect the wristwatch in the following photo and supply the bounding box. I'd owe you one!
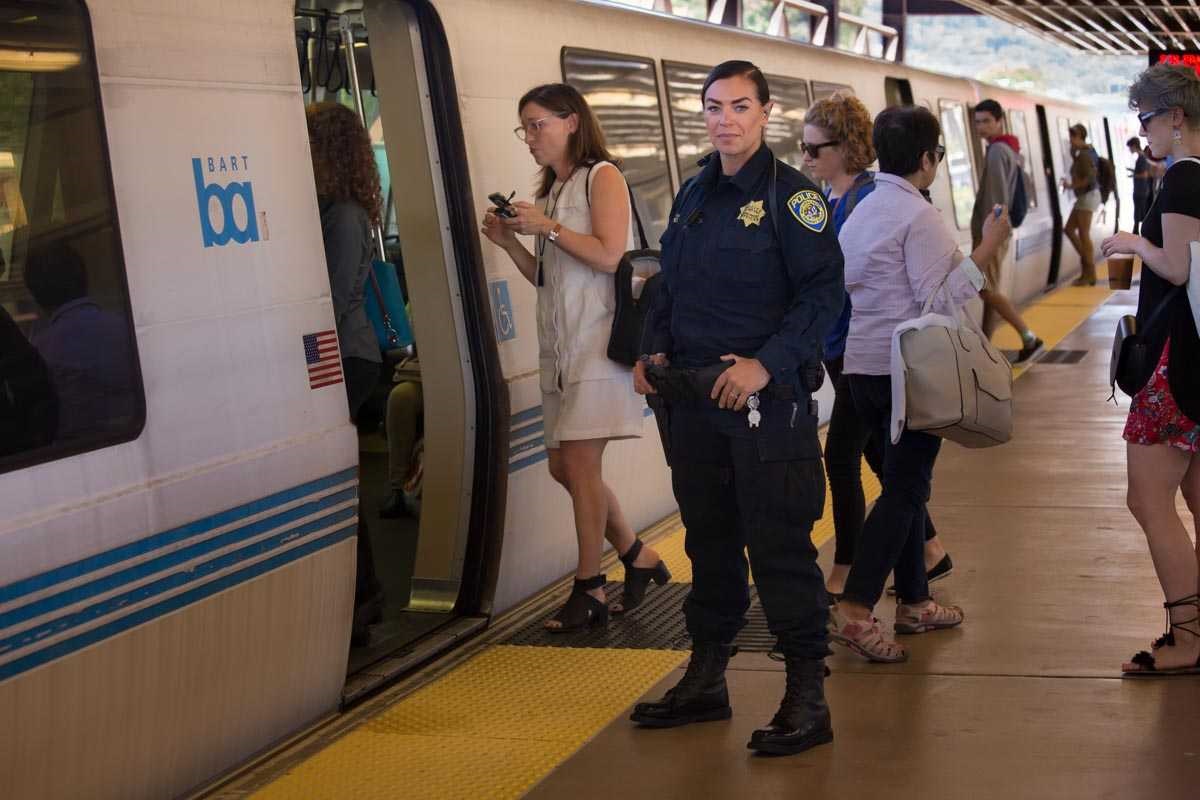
[547,222,563,243]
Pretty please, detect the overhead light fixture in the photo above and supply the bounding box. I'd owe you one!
[0,48,82,72]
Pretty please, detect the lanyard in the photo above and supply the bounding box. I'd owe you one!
[536,166,579,288]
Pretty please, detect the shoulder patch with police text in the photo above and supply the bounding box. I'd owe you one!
[787,190,828,233]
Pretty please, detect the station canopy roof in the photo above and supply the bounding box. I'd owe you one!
[948,0,1200,53]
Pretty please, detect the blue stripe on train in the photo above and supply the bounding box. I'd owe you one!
[0,467,357,605]
[0,496,357,635]
[0,524,357,682]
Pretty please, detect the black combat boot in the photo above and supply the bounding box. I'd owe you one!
[747,656,833,755]
[629,642,736,728]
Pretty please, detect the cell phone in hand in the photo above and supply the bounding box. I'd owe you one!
[489,191,517,218]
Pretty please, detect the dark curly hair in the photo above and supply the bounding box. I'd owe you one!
[804,92,876,174]
[306,102,383,227]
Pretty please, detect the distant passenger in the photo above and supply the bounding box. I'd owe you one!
[0,304,57,455]
[971,99,1043,361]
[482,83,667,631]
[306,101,385,646]
[830,106,1011,663]
[379,377,422,518]
[1061,123,1102,285]
[23,242,137,441]
[1126,136,1152,235]
[1100,64,1200,676]
[801,93,951,601]
[630,61,843,756]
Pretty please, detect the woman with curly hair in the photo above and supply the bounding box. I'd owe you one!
[306,101,384,645]
[802,94,950,601]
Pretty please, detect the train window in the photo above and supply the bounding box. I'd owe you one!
[763,74,814,178]
[561,48,673,244]
[885,77,913,107]
[938,99,977,231]
[812,82,854,102]
[1007,109,1038,207]
[663,61,710,184]
[0,0,144,474]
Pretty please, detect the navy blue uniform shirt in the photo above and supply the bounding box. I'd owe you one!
[644,144,844,399]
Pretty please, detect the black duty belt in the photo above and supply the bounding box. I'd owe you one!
[644,362,797,407]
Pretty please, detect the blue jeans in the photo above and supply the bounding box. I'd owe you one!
[842,374,941,608]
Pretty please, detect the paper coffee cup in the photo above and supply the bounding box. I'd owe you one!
[1108,255,1134,290]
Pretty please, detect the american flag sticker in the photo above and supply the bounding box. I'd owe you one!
[303,330,343,389]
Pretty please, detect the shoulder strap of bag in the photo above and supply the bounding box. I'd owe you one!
[587,161,648,250]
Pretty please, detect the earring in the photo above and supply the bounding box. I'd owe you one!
[1173,128,1183,142]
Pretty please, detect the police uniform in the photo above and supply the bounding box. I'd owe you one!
[631,144,844,754]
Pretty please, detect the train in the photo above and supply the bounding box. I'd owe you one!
[0,1,1126,797]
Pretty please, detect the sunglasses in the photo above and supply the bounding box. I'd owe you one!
[1137,107,1172,126]
[932,144,946,163]
[801,140,841,158]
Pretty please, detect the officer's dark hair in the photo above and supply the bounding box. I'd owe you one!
[974,99,1003,121]
[700,60,770,105]
[1127,136,1141,148]
[873,105,941,177]
[1069,123,1088,142]
[518,83,618,199]
[24,242,88,311]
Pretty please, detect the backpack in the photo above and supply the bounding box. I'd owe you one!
[1096,154,1117,204]
[1010,168,1033,228]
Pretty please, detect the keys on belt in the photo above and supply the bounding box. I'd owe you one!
[746,393,761,428]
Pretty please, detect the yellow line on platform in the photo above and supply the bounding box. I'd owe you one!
[245,278,1116,800]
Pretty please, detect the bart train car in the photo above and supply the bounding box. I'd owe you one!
[0,1,1121,797]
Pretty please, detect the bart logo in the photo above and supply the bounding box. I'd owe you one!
[193,156,259,247]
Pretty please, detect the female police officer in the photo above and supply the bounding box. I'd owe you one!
[629,61,844,756]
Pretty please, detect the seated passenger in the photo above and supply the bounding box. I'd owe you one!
[801,92,951,602]
[1100,64,1200,676]
[306,101,385,645]
[482,83,667,630]
[0,304,57,455]
[379,376,422,518]
[829,106,1011,663]
[23,242,137,441]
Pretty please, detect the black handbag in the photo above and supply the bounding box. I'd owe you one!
[607,249,662,366]
[1111,287,1180,397]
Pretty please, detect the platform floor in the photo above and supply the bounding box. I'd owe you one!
[211,276,1200,800]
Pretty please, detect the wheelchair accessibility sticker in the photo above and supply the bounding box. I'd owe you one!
[490,280,516,342]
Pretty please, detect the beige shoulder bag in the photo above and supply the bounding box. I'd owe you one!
[889,273,1014,448]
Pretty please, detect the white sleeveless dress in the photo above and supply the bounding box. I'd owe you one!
[536,161,645,448]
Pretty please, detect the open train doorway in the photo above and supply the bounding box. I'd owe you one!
[1035,104,1064,287]
[294,0,507,701]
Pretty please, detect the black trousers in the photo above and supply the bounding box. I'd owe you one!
[668,405,829,660]
[823,356,937,567]
[344,357,384,604]
[842,374,941,608]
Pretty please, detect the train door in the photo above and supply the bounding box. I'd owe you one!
[294,0,506,700]
[1035,105,1064,285]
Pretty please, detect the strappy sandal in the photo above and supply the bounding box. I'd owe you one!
[613,539,671,615]
[894,599,964,635]
[545,574,609,633]
[1123,594,1200,677]
[829,605,908,663]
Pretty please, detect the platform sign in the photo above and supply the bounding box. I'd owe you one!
[1149,49,1200,76]
[489,280,516,342]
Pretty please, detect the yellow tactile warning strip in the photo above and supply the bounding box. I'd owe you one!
[250,646,685,800]
[244,277,1116,800]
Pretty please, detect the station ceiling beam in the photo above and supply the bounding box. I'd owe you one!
[951,0,1200,53]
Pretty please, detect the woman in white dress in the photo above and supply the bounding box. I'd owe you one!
[483,83,669,631]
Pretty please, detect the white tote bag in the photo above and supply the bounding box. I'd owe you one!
[890,276,1014,448]
[1188,240,1200,336]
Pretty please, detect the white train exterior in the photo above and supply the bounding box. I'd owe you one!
[0,1,1117,797]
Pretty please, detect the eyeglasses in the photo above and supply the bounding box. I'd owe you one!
[933,145,946,163]
[1137,107,1172,126]
[514,113,569,142]
[801,140,841,158]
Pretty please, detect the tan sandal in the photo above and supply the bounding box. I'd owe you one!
[829,605,907,663]
[894,599,964,634]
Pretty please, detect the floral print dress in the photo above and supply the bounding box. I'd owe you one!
[1123,339,1200,453]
